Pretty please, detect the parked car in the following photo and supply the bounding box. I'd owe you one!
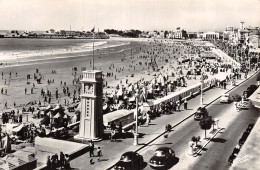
[220,93,232,103]
[113,151,144,170]
[194,107,208,121]
[246,84,258,96]
[149,147,175,169]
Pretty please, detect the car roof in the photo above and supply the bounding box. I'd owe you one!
[122,151,136,157]
[156,147,171,152]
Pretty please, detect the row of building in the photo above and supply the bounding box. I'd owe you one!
[138,21,260,49]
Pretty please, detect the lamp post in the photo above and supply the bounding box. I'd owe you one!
[200,73,204,106]
[133,94,139,145]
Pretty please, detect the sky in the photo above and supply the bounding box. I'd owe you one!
[0,0,259,32]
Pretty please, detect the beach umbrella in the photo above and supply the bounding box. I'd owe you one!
[117,88,123,96]
[151,77,157,85]
[129,96,136,102]
[52,104,61,111]
[45,105,52,110]
[142,87,148,101]
[53,112,61,119]
[167,83,172,92]
[164,73,168,80]
[75,102,81,111]
[158,74,165,86]
[71,115,77,124]
[128,85,134,92]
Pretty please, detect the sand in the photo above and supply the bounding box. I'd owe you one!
[0,38,218,121]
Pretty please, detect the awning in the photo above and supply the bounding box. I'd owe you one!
[103,109,134,126]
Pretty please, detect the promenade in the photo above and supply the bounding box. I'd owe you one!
[70,69,257,170]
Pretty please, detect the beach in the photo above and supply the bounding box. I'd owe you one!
[0,37,222,118]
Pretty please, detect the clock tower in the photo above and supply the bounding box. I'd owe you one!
[74,70,103,141]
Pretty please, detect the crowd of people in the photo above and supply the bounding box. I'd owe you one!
[0,38,257,169]
[46,152,70,170]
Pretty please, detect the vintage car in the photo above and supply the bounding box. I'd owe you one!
[220,93,232,103]
[149,147,175,169]
[194,107,208,121]
[113,151,144,170]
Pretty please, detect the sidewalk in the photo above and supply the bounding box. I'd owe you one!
[230,117,260,170]
[70,70,257,170]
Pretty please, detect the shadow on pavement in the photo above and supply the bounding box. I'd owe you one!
[186,108,194,111]
[211,137,227,143]
[99,159,109,162]
[167,157,179,169]
[201,147,208,151]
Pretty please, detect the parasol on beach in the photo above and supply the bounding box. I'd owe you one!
[157,74,165,86]
[117,88,123,96]
[151,77,157,85]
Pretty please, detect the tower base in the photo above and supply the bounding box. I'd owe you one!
[74,134,102,142]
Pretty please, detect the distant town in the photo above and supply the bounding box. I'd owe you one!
[0,21,259,50]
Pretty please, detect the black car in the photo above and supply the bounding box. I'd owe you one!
[149,147,175,169]
[194,107,208,120]
[113,151,144,170]
[246,85,258,96]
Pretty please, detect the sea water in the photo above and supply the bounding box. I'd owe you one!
[0,38,128,63]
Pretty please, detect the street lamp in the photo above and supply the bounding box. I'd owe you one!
[133,94,139,146]
[200,73,204,106]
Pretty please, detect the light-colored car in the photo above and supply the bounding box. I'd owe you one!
[220,93,232,103]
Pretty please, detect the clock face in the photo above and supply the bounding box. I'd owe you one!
[84,83,94,95]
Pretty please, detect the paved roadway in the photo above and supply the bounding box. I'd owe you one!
[138,71,260,170]
[190,75,260,170]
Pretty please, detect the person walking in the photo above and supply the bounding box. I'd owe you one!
[64,154,70,169]
[19,114,23,123]
[4,101,7,109]
[184,99,188,110]
[97,147,102,162]
[89,140,94,157]
[60,151,65,168]
[177,102,180,111]
[46,156,51,169]
[118,122,122,138]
